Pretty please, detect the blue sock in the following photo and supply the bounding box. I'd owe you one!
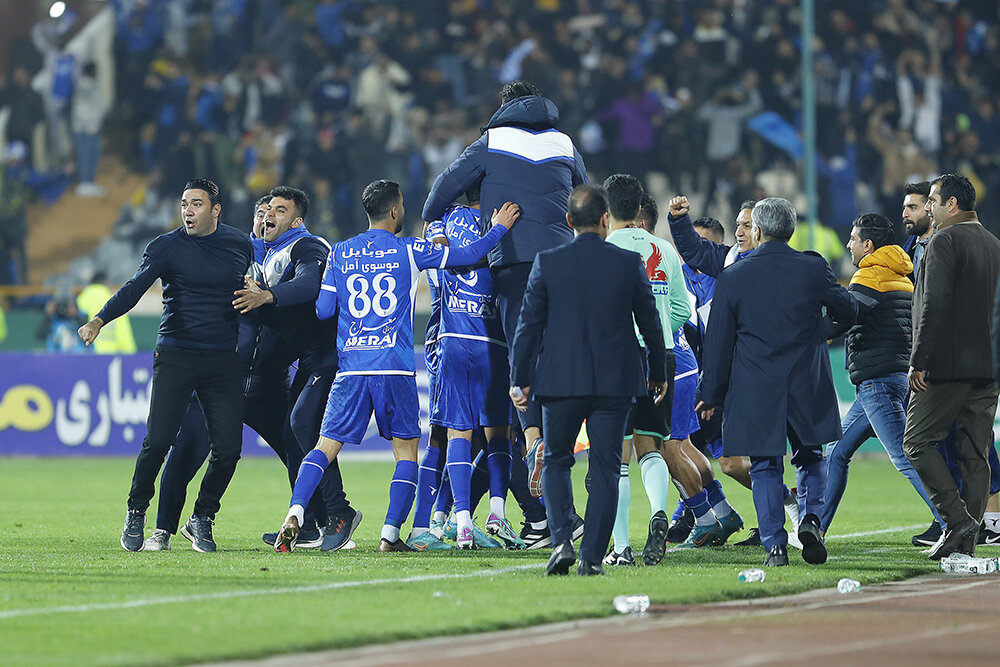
[682,489,713,520]
[487,437,512,501]
[290,450,329,511]
[384,460,418,529]
[509,454,547,523]
[671,498,686,521]
[470,449,491,511]
[705,478,727,507]
[413,444,444,530]
[447,438,473,513]
[434,469,454,516]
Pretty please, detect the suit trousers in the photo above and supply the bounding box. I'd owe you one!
[129,346,244,519]
[749,423,825,552]
[903,381,1000,529]
[541,395,632,563]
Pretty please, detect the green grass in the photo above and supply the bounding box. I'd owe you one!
[0,456,943,666]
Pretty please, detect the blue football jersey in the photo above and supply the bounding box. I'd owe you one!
[672,328,699,381]
[423,221,447,374]
[439,206,505,347]
[317,224,508,375]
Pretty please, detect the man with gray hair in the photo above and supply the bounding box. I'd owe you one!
[698,198,856,567]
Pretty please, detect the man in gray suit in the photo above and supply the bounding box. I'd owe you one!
[904,173,1000,560]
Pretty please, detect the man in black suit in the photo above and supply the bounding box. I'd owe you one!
[509,184,669,576]
[698,197,856,567]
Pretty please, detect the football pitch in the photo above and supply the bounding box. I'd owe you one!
[0,455,951,666]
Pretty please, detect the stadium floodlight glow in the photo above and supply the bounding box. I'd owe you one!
[50,2,66,19]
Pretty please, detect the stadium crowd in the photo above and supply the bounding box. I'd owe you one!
[27,0,994,262]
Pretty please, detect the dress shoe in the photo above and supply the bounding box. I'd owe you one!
[798,513,827,565]
[928,520,978,561]
[577,560,605,576]
[764,544,788,566]
[546,541,576,576]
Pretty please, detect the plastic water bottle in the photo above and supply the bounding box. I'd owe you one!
[737,568,766,583]
[613,594,650,614]
[940,554,1000,574]
[837,578,861,594]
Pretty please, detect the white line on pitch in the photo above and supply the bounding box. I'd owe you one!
[0,564,542,621]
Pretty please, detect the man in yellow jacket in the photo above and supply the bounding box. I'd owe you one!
[77,272,136,354]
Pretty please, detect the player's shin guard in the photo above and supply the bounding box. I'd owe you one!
[446,438,473,513]
[612,463,631,552]
[289,450,329,523]
[487,437,512,517]
[638,451,669,516]
[384,460,419,535]
[412,443,444,531]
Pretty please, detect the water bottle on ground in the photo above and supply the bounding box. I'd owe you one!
[940,553,999,574]
[837,578,861,594]
[737,568,766,583]
[613,594,650,614]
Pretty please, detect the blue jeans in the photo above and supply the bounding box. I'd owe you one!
[74,132,100,183]
[822,373,942,532]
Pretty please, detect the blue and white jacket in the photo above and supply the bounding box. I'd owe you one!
[422,95,588,268]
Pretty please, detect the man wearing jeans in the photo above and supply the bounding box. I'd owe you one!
[821,213,941,534]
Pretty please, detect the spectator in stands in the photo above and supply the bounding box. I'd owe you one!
[72,62,107,198]
[36,295,86,353]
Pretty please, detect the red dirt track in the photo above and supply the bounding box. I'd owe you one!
[210,574,1000,666]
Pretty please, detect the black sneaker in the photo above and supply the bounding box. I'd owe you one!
[180,515,217,553]
[121,509,146,552]
[519,521,552,549]
[322,508,363,552]
[734,527,762,547]
[978,521,1000,545]
[642,510,670,566]
[571,512,585,542]
[261,524,324,549]
[912,520,942,547]
[603,545,636,566]
[666,508,694,543]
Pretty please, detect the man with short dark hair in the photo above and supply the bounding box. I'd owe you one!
[821,213,941,534]
[699,197,856,567]
[79,178,252,552]
[273,180,520,553]
[903,173,1000,560]
[233,185,363,552]
[509,184,669,576]
[902,181,933,279]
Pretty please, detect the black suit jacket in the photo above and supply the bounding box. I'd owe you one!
[510,233,666,398]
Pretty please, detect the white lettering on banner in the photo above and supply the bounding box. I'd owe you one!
[55,381,91,446]
[50,357,153,448]
[88,393,110,447]
[108,357,151,429]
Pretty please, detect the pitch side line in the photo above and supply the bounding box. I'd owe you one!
[0,564,542,621]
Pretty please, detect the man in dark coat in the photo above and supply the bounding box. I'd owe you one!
[903,173,1000,560]
[509,184,668,576]
[698,197,856,567]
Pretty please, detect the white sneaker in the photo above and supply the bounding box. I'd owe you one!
[143,528,171,551]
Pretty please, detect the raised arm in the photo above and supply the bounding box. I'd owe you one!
[422,138,487,223]
[666,196,731,277]
[80,242,162,346]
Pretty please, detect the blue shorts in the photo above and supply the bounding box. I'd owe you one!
[669,373,700,441]
[430,337,511,431]
[320,374,421,443]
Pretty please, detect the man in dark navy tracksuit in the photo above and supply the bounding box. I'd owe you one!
[233,186,362,552]
[79,179,252,553]
[423,81,588,547]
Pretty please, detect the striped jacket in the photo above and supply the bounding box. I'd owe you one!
[422,95,588,268]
